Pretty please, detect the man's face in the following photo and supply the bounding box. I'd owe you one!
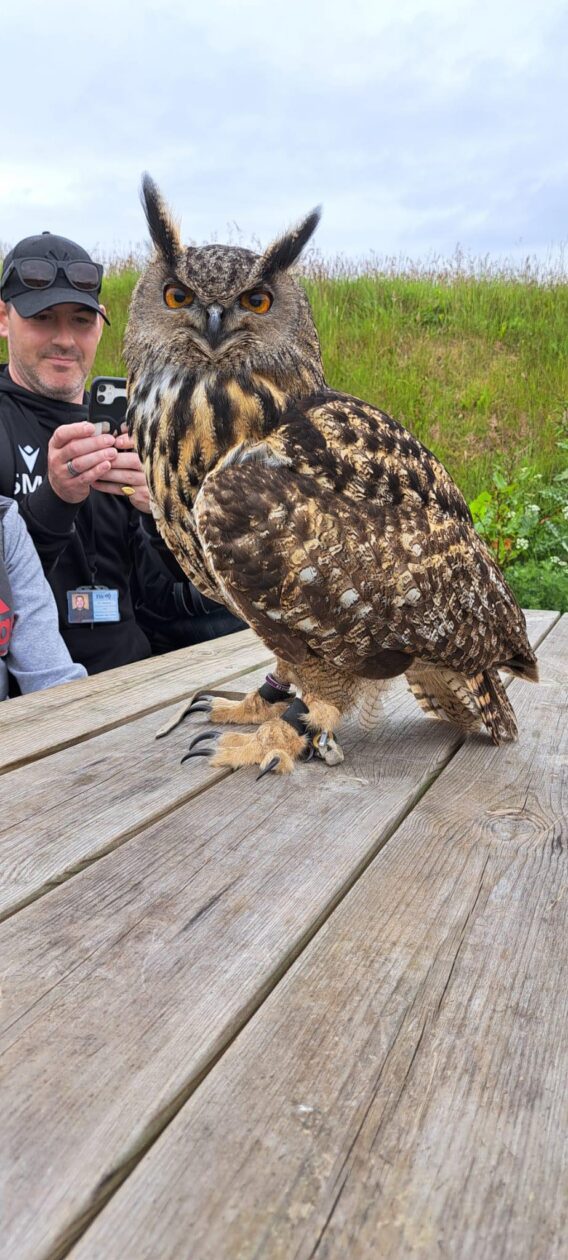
[0,301,104,403]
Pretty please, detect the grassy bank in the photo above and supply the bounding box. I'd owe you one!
[93,263,568,611]
[94,263,568,498]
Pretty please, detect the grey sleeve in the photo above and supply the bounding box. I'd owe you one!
[3,502,87,694]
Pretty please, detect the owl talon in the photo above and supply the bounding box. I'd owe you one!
[180,747,215,764]
[156,689,247,738]
[186,694,214,716]
[189,729,220,747]
[180,729,220,764]
[256,755,281,781]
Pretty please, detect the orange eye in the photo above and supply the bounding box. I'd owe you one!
[240,290,273,314]
[163,284,194,309]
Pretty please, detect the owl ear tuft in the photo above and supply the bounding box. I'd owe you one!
[259,207,321,278]
[140,173,181,269]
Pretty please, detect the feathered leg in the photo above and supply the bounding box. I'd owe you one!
[196,664,295,724]
[406,663,518,744]
[156,657,295,737]
[181,659,355,776]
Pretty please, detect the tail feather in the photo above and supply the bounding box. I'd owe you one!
[501,652,539,683]
[475,669,518,744]
[406,664,518,744]
[355,679,391,731]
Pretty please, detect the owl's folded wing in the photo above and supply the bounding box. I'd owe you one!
[193,453,531,679]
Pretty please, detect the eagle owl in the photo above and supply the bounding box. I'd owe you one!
[125,175,537,777]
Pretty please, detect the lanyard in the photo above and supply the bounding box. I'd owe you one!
[73,497,99,586]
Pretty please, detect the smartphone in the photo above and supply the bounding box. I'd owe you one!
[88,376,128,434]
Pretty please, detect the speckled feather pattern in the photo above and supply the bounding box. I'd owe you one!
[125,191,537,744]
[193,392,534,679]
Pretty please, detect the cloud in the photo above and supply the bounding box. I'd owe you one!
[1,0,566,262]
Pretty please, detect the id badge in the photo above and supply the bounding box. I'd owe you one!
[67,588,121,624]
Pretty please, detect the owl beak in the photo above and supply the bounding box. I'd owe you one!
[205,303,224,347]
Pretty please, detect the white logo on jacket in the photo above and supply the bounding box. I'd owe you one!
[14,446,42,497]
[18,444,40,474]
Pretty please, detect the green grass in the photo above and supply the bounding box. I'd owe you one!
[94,262,568,502]
[92,258,568,611]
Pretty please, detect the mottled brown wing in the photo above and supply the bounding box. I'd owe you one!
[193,390,534,679]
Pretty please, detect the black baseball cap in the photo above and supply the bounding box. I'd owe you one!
[0,231,109,323]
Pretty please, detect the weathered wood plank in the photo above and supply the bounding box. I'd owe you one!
[69,615,568,1260]
[0,611,553,922]
[0,628,271,774]
[0,614,554,1260]
[0,666,270,922]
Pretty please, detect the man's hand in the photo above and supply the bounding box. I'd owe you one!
[92,430,151,513]
[48,422,119,504]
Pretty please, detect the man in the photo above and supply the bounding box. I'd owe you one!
[0,230,245,675]
[2,234,243,677]
[0,230,156,674]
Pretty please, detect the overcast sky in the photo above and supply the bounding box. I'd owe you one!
[2,0,566,266]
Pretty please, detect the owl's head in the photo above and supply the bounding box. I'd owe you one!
[125,175,325,395]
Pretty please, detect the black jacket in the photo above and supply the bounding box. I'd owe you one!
[0,367,151,674]
[130,512,246,654]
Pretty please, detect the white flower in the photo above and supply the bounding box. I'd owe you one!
[516,537,529,551]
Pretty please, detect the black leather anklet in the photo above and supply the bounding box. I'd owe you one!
[258,674,295,705]
[281,696,309,735]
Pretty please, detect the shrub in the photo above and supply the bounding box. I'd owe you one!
[506,559,568,614]
[468,425,568,610]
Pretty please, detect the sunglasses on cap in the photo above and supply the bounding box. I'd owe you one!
[1,257,103,294]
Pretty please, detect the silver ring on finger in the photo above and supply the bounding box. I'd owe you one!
[67,459,80,478]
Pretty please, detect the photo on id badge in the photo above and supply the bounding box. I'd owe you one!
[68,590,92,622]
[67,588,120,623]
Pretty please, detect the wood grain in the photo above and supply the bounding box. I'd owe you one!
[0,628,271,774]
[0,610,557,1260]
[0,678,478,1257]
[68,615,568,1260]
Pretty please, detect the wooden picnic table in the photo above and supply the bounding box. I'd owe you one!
[1,610,566,1260]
